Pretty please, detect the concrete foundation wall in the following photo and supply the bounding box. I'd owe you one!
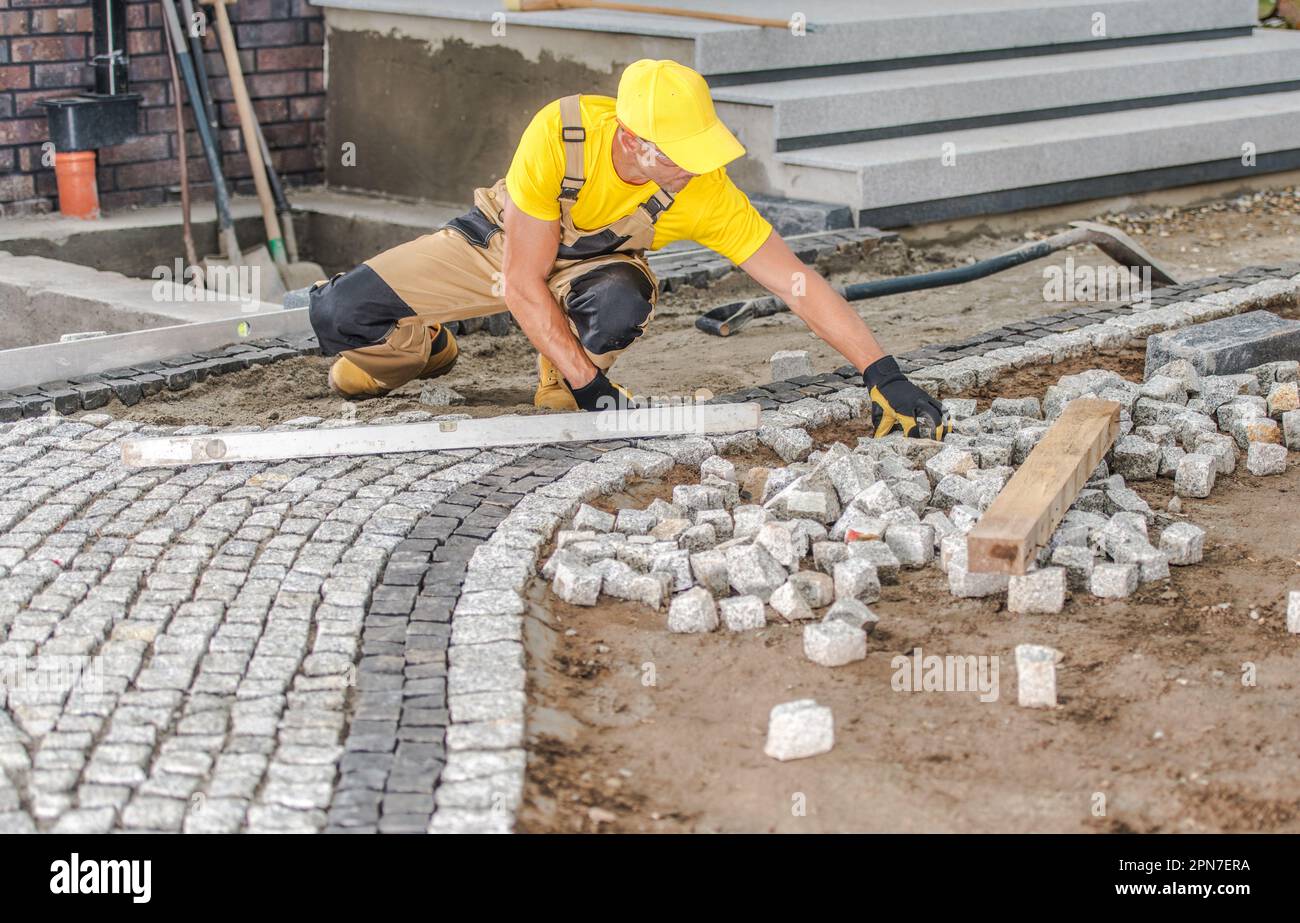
[0,188,466,278]
[323,10,689,202]
[0,253,282,349]
[1,213,273,279]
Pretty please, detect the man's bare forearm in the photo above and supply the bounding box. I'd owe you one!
[504,279,598,387]
[788,272,886,373]
[740,233,886,373]
[499,194,598,389]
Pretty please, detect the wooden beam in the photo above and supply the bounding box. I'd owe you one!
[120,402,761,468]
[966,398,1121,575]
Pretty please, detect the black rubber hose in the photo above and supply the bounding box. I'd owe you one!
[696,235,1076,335]
[841,238,1062,301]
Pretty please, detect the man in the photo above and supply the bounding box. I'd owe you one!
[308,59,948,440]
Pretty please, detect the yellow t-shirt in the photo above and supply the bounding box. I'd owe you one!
[505,95,773,266]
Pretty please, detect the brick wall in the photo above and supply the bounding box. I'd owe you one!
[0,0,324,216]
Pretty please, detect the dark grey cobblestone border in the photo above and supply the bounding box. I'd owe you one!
[324,443,623,833]
[0,336,323,422]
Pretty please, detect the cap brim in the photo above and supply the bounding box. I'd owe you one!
[658,119,746,175]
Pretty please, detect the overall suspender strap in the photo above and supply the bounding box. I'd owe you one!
[639,189,675,223]
[557,94,586,222]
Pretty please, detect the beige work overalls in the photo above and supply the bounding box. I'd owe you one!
[330,95,675,388]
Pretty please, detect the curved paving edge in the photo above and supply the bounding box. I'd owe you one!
[328,443,618,834]
[0,263,1297,835]
[0,410,536,834]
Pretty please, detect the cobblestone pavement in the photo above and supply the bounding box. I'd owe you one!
[0,263,1296,834]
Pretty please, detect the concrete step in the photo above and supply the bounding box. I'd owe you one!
[322,0,1258,80]
[750,90,1300,226]
[698,0,1259,82]
[715,30,1300,149]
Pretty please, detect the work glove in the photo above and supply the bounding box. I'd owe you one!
[568,370,641,413]
[862,355,950,440]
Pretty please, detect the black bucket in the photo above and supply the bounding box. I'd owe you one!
[38,93,141,153]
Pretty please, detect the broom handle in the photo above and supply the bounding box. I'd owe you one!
[537,0,792,29]
[161,15,198,269]
[207,0,287,265]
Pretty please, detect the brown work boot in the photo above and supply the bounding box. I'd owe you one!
[416,323,459,380]
[328,355,388,399]
[534,354,579,411]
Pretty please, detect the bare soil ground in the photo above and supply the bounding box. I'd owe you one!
[105,334,549,429]
[101,187,1300,428]
[518,350,1300,834]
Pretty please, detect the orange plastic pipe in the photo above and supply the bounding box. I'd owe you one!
[54,150,100,219]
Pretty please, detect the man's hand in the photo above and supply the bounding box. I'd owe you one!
[567,370,640,412]
[863,355,950,440]
[501,195,600,388]
[739,236,949,440]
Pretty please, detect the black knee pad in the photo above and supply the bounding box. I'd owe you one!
[308,264,413,356]
[564,262,655,356]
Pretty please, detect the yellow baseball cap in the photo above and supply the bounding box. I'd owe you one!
[615,59,746,175]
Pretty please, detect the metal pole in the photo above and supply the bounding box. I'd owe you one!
[158,0,241,265]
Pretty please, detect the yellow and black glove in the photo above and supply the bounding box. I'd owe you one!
[862,355,950,440]
[567,370,641,413]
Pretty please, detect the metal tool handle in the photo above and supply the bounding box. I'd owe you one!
[158,0,240,263]
[694,284,849,337]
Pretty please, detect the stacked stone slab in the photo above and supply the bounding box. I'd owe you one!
[1145,311,1300,377]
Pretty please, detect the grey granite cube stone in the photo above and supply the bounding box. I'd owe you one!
[667,587,718,634]
[764,699,833,761]
[1159,522,1206,565]
[1090,562,1139,598]
[1174,453,1216,498]
[1246,442,1287,476]
[1007,567,1066,614]
[719,595,766,632]
[1050,545,1095,590]
[824,598,879,634]
[802,620,867,667]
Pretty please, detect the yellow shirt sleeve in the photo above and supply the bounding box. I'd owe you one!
[505,102,564,222]
[687,170,773,265]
